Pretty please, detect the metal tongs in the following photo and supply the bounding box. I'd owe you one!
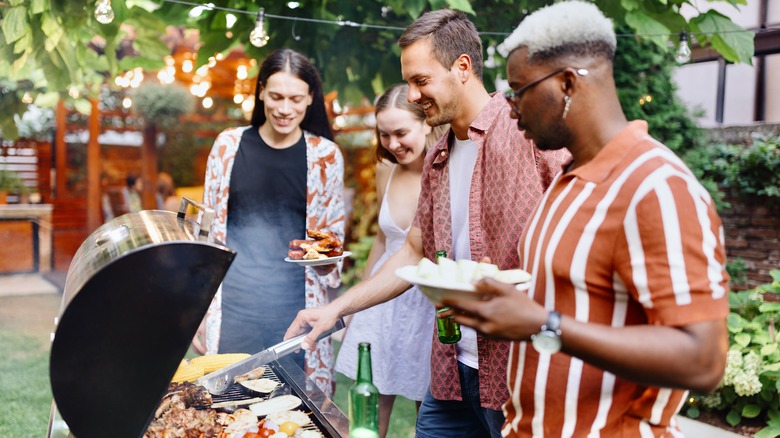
[196,318,345,394]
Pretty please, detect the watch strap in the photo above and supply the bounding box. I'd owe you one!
[545,310,562,335]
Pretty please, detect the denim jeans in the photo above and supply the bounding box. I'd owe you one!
[415,361,505,438]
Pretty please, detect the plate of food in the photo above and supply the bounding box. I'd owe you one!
[285,229,350,266]
[284,251,352,266]
[395,257,531,306]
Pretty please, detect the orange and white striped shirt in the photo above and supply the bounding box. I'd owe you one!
[503,121,729,437]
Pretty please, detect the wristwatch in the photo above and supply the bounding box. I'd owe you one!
[531,310,562,354]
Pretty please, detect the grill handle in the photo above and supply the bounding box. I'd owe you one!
[178,197,215,237]
[273,318,346,358]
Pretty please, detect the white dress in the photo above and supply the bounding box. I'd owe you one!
[335,166,435,401]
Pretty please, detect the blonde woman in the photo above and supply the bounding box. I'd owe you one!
[335,83,446,437]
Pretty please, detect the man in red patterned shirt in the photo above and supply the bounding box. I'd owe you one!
[444,2,729,437]
[286,9,567,437]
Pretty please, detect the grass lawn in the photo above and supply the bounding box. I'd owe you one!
[0,293,60,436]
[0,294,417,437]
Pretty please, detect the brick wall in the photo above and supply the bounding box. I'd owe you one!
[720,194,780,290]
[704,125,780,290]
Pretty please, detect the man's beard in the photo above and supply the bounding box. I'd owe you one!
[533,117,574,152]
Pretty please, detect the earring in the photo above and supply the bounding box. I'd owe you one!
[562,95,572,120]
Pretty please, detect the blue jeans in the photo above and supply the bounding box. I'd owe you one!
[415,362,505,438]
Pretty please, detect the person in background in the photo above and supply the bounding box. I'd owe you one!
[335,83,447,437]
[443,2,729,436]
[195,48,345,396]
[286,10,568,437]
[123,174,143,213]
[156,172,180,212]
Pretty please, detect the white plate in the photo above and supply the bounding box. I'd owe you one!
[284,251,352,266]
[395,265,531,306]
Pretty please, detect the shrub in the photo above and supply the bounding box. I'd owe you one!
[682,135,780,208]
[132,83,193,129]
[0,169,28,194]
[685,270,780,437]
[340,235,375,289]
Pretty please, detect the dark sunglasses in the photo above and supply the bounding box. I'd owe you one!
[504,67,589,107]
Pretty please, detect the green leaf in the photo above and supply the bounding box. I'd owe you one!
[620,0,639,11]
[2,6,30,44]
[690,10,754,65]
[0,115,19,139]
[743,404,763,418]
[765,363,780,373]
[761,343,779,357]
[726,409,742,427]
[110,0,131,23]
[41,15,64,52]
[118,55,165,72]
[11,50,29,77]
[445,0,476,15]
[402,0,426,19]
[126,7,167,32]
[755,426,780,438]
[30,0,48,14]
[73,98,92,115]
[132,37,170,61]
[34,91,59,107]
[735,332,751,347]
[13,32,31,54]
[759,302,780,312]
[728,313,748,332]
[625,11,671,49]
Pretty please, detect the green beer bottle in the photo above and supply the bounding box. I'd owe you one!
[349,342,379,437]
[435,250,462,344]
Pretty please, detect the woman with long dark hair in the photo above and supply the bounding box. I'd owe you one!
[195,48,345,396]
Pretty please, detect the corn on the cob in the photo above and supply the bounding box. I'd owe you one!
[190,353,250,373]
[171,363,205,383]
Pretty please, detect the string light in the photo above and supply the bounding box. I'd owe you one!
[94,0,115,24]
[160,0,771,42]
[675,32,692,64]
[249,8,269,47]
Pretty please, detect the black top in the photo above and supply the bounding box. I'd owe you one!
[220,127,307,360]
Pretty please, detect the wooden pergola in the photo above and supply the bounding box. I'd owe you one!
[49,43,257,269]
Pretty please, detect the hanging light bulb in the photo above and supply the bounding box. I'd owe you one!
[675,32,692,64]
[94,0,115,24]
[249,8,269,47]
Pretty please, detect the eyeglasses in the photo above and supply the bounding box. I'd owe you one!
[504,67,589,107]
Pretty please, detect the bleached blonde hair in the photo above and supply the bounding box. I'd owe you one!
[498,1,616,62]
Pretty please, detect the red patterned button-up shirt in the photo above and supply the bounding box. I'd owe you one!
[414,93,569,410]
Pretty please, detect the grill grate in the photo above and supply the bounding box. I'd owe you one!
[209,367,282,404]
[201,367,322,434]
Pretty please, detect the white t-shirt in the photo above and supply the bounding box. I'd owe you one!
[448,136,479,369]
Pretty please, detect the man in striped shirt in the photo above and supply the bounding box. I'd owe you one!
[444,2,730,437]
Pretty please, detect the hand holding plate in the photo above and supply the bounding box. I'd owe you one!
[442,278,547,342]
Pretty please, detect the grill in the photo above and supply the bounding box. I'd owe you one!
[45,200,348,438]
[194,358,348,436]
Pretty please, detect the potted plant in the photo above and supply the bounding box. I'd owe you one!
[0,169,29,204]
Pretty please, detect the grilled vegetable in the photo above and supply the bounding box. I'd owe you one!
[171,363,205,383]
[190,353,251,373]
